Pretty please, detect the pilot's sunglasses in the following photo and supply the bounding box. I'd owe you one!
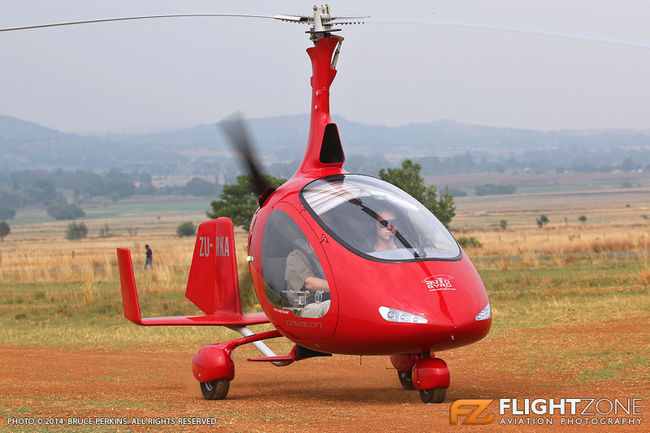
[377,219,397,228]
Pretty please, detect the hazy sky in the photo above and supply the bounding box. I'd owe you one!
[2,0,650,133]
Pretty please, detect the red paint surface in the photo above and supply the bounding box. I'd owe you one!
[412,358,451,390]
[246,36,492,355]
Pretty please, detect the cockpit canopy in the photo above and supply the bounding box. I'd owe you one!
[300,174,460,261]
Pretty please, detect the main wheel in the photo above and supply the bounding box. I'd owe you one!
[200,379,230,400]
[397,371,417,390]
[419,387,446,404]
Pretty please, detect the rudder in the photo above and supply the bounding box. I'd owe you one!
[185,217,242,316]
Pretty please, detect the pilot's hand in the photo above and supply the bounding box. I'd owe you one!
[305,277,329,292]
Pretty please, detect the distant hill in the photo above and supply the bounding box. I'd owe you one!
[1,114,649,175]
[0,115,187,171]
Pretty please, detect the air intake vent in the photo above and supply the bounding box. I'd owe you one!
[319,123,344,164]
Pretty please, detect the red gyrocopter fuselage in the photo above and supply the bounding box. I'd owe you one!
[117,29,490,404]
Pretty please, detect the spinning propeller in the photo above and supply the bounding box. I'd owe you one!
[218,113,273,204]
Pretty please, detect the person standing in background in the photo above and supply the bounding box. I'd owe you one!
[145,244,153,269]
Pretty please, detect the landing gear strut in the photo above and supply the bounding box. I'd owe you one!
[397,370,417,390]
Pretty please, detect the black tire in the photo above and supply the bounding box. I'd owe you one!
[419,387,446,404]
[397,371,417,390]
[200,379,230,400]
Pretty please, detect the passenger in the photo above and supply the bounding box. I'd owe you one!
[284,239,330,318]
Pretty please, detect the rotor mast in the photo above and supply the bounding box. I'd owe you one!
[290,5,364,175]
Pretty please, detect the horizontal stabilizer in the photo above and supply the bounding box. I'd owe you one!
[116,247,268,326]
[138,311,268,326]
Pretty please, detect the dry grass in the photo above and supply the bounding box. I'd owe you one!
[0,227,262,322]
[1,216,647,294]
[459,222,649,257]
[0,237,192,286]
[1,210,648,349]
[1,193,647,342]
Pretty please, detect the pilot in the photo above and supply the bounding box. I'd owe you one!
[374,209,398,251]
[284,239,331,318]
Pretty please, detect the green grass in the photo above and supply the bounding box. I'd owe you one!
[479,255,647,295]
[11,196,209,225]
[512,326,649,383]
[7,195,211,241]
[464,255,650,384]
[477,256,649,333]
[1,253,647,349]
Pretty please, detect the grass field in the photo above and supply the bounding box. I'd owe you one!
[1,186,648,349]
[0,180,648,431]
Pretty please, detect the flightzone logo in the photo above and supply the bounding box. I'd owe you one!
[450,398,643,426]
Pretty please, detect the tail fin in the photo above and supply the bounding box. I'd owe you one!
[115,217,267,326]
[117,247,144,325]
[185,217,241,315]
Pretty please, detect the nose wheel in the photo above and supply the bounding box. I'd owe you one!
[412,357,450,404]
[419,387,447,403]
[392,354,450,403]
[200,379,230,400]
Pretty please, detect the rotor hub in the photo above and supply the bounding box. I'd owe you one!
[274,4,365,42]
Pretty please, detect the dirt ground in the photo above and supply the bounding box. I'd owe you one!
[1,320,647,432]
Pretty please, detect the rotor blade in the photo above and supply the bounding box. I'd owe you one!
[0,14,278,32]
[366,17,650,50]
[218,114,270,199]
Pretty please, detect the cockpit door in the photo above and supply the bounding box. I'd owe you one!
[257,201,338,340]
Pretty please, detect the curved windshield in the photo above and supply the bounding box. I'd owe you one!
[300,175,460,261]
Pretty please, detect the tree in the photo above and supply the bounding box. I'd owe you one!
[105,178,136,201]
[25,178,60,205]
[47,204,85,220]
[578,215,588,224]
[99,223,111,238]
[207,174,287,231]
[0,206,16,220]
[499,219,508,231]
[177,221,196,237]
[378,159,455,228]
[182,177,218,197]
[0,221,10,241]
[138,172,153,186]
[536,214,549,228]
[456,236,483,248]
[621,158,636,172]
[65,222,88,240]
